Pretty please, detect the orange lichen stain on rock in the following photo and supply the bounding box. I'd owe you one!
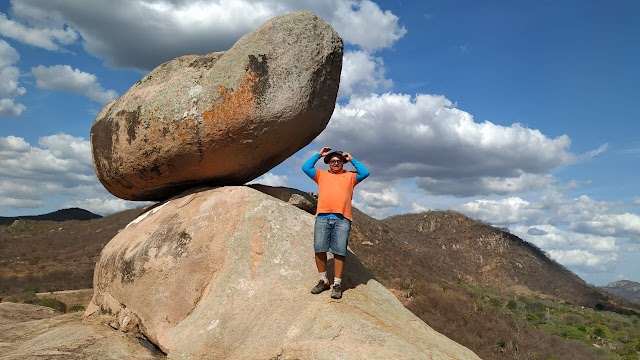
[201,71,257,135]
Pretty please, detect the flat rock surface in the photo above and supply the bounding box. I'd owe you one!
[0,302,162,359]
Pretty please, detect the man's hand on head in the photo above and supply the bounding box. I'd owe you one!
[342,152,352,162]
[319,147,332,157]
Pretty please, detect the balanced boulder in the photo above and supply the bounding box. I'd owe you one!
[90,11,343,201]
[84,186,480,359]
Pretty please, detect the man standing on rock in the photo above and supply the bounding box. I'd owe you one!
[301,146,370,299]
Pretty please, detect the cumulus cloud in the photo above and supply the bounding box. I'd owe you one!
[317,92,578,197]
[419,173,556,198]
[338,50,392,99]
[351,180,403,218]
[247,173,288,187]
[357,187,400,208]
[0,39,26,116]
[31,65,118,104]
[330,0,406,52]
[411,202,431,213]
[546,249,617,273]
[509,224,618,272]
[535,191,640,240]
[459,185,636,274]
[461,197,544,225]
[572,211,640,240]
[0,134,134,215]
[0,11,78,51]
[8,0,405,71]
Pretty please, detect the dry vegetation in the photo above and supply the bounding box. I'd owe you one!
[349,208,640,359]
[0,207,147,301]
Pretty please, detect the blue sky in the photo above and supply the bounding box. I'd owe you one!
[1,0,639,286]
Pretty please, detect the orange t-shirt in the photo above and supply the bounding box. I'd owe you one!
[313,169,359,221]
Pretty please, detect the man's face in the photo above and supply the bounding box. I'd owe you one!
[329,157,344,173]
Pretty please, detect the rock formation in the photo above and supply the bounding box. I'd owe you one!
[90,11,343,201]
[85,186,480,359]
[0,302,161,359]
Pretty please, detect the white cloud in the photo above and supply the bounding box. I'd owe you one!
[508,224,618,273]
[351,180,404,218]
[247,172,288,187]
[331,0,406,52]
[8,0,405,70]
[419,173,556,198]
[31,65,118,104]
[461,197,544,225]
[510,224,618,253]
[572,212,640,240]
[338,50,392,99]
[317,92,577,197]
[357,187,400,208]
[546,249,617,273]
[0,39,20,67]
[458,188,632,274]
[0,134,122,215]
[535,191,640,240]
[411,202,431,213]
[0,39,26,116]
[0,133,93,184]
[0,11,78,51]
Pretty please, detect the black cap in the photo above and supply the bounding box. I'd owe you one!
[324,151,347,164]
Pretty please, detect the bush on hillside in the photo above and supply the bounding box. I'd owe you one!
[32,298,67,313]
[69,304,85,312]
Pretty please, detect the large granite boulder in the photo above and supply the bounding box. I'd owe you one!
[84,186,480,359]
[91,11,343,201]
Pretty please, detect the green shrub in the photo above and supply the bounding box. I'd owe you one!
[488,298,502,308]
[506,300,518,311]
[556,325,589,342]
[33,298,67,313]
[24,284,39,293]
[613,342,640,359]
[526,313,540,322]
[69,304,85,312]
[592,324,612,339]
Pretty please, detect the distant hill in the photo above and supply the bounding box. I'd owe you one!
[0,208,102,226]
[600,280,640,305]
[349,209,639,313]
[0,206,148,295]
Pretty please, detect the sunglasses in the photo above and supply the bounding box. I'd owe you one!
[329,160,343,164]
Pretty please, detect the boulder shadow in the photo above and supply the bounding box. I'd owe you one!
[325,250,374,293]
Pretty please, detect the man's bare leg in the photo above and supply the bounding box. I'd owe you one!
[334,254,345,279]
[311,252,330,294]
[315,252,327,272]
[331,254,345,299]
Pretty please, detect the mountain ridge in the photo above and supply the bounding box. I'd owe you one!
[0,207,101,225]
[600,279,640,305]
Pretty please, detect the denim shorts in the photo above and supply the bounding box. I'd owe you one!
[313,217,351,256]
